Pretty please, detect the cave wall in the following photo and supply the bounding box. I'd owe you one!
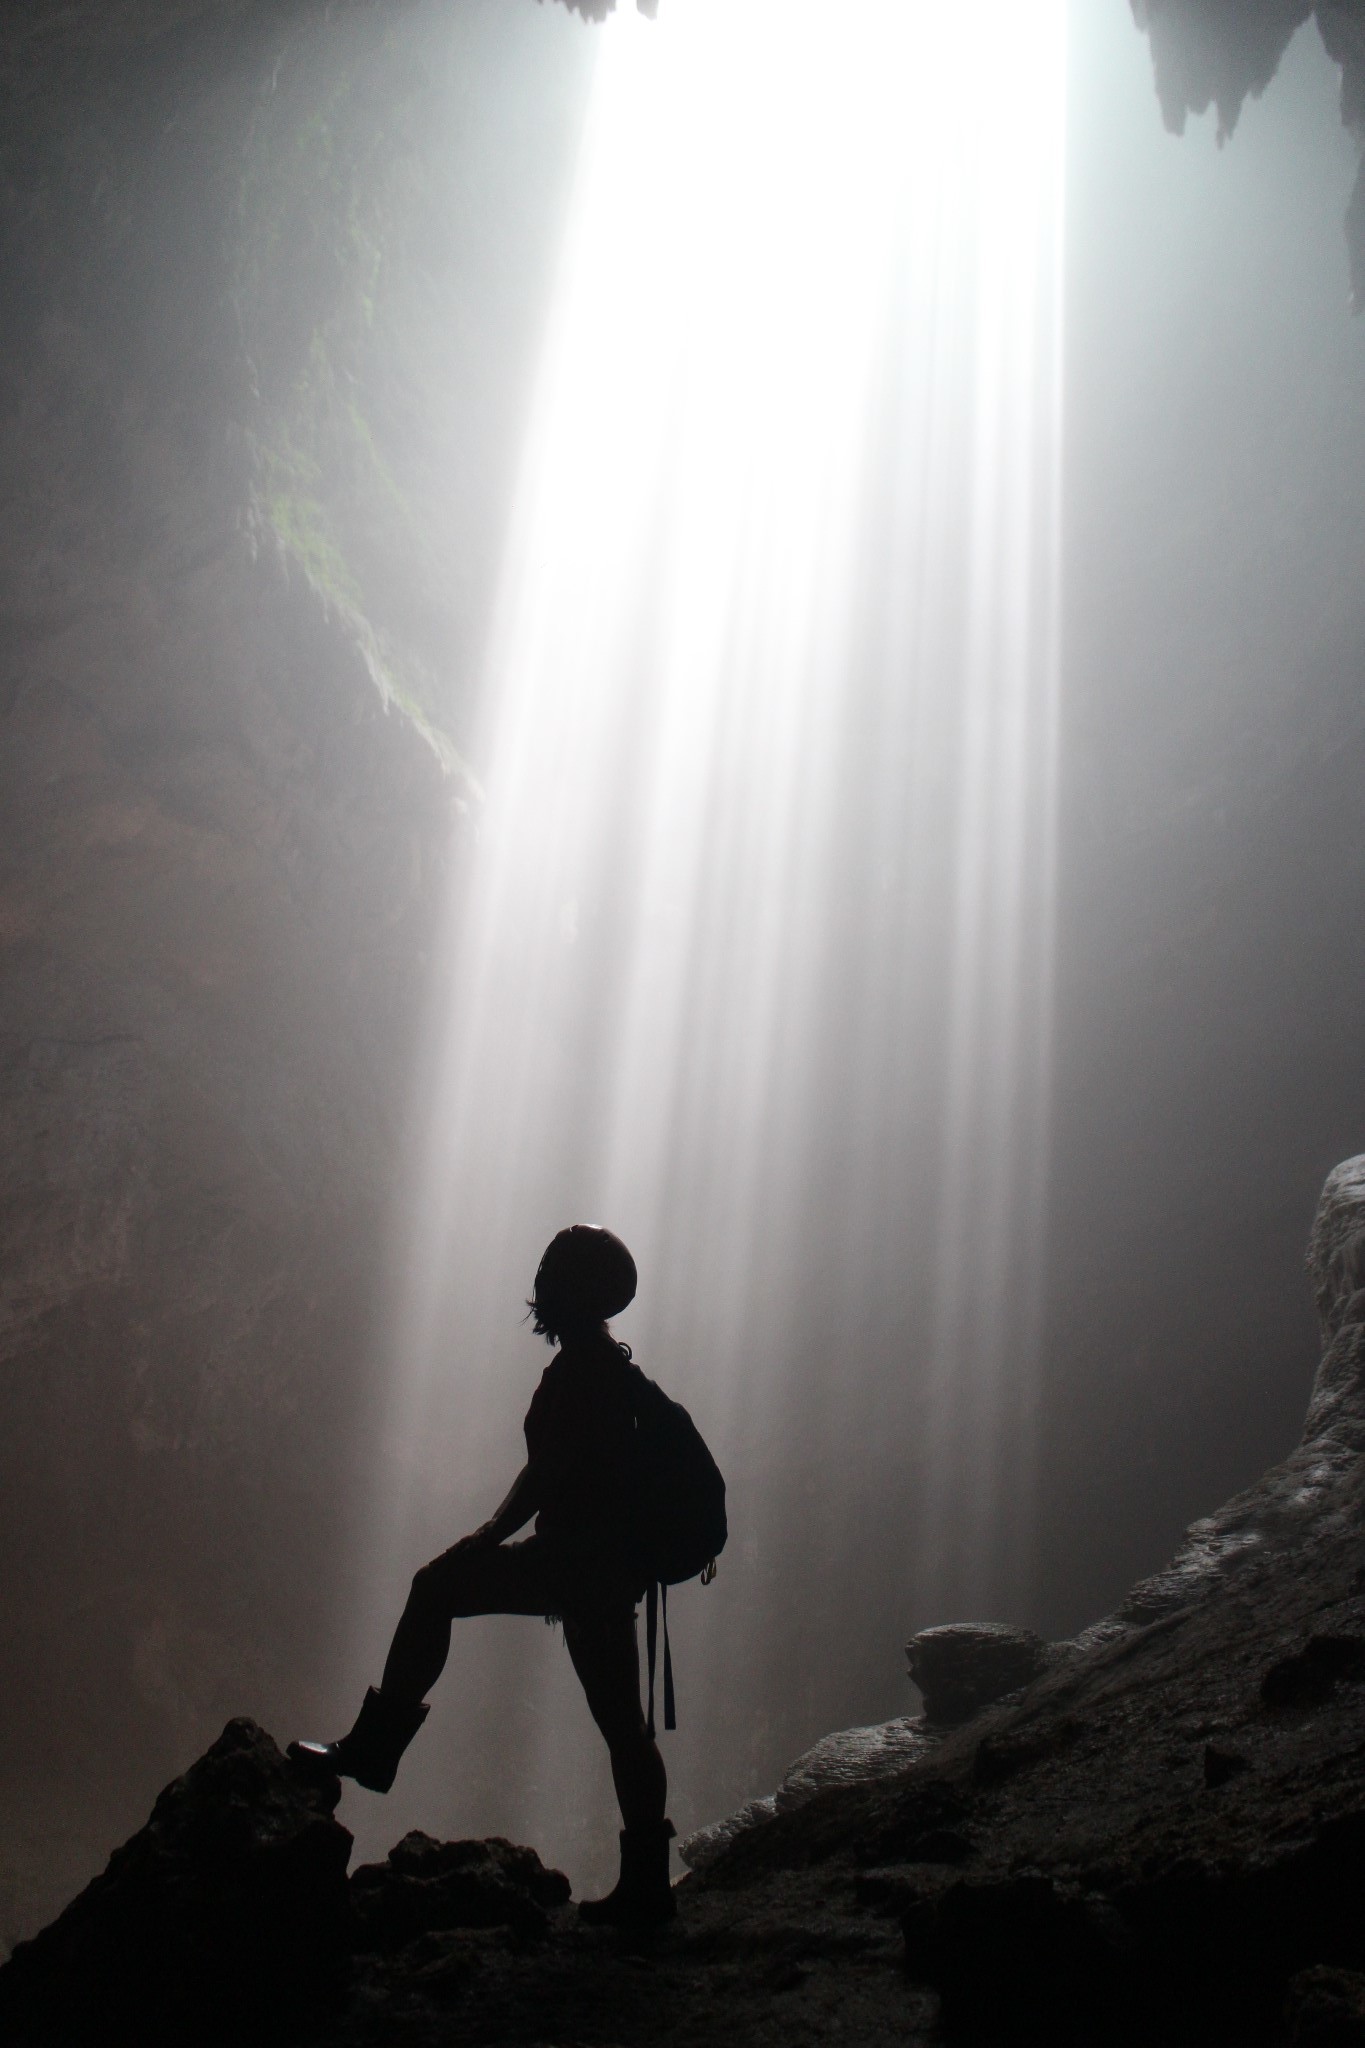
[0,0,470,1945]
[0,0,605,1948]
[1038,6,1365,1629]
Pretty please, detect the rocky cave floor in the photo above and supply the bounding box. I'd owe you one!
[8,1156,1365,2047]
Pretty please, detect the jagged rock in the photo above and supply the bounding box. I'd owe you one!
[0,1718,353,2046]
[906,1623,1051,1726]
[0,1723,574,2043]
[350,1829,570,1946]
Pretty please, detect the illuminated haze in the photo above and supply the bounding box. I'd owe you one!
[345,0,1064,1880]
[329,0,1365,1890]
[331,2,1365,1888]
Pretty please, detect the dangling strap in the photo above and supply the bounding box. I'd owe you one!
[643,1581,677,1737]
[662,1580,676,1732]
[645,1580,659,1740]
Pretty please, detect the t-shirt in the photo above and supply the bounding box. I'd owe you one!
[523,1334,638,1562]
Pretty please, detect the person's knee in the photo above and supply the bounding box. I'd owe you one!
[592,1699,649,1754]
[408,1558,447,1613]
[608,1726,666,1793]
[410,1546,490,1620]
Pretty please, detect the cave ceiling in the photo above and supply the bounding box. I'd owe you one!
[3,1,1363,299]
[1133,0,1365,301]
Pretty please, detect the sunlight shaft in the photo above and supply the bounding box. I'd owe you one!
[359,0,1067,1862]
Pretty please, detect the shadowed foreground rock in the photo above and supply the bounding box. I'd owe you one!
[0,1721,574,2047]
[6,1160,1365,2045]
[0,1718,354,2045]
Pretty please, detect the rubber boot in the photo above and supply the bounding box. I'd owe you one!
[287,1687,429,1794]
[577,1820,677,1927]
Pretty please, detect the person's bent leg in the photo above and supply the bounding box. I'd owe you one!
[380,1539,550,1699]
[290,1540,551,1791]
[377,1557,459,1704]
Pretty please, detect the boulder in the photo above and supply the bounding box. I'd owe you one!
[906,1622,1050,1726]
[350,1829,570,1947]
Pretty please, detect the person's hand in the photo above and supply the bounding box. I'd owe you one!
[454,1521,500,1553]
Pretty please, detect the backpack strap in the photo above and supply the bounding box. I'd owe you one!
[643,1580,678,1738]
[662,1581,676,1731]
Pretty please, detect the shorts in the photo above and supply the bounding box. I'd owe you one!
[420,1531,644,1625]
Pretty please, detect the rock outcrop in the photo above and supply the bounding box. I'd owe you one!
[680,1625,1051,1872]
[5,1158,1365,2044]
[906,1623,1053,1727]
[0,0,500,1942]
[0,1719,354,2045]
[0,1719,574,2048]
[1131,1,1365,306]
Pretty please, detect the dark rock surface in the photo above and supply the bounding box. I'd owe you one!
[351,1829,572,1946]
[6,1158,1365,2044]
[0,1717,354,2045]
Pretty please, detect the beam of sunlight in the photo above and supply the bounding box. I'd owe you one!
[349,0,1066,1882]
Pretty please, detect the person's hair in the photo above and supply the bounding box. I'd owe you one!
[524,1296,595,1347]
[526,1225,638,1348]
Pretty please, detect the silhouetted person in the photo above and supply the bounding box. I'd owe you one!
[290,1225,676,1926]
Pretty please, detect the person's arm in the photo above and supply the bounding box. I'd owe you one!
[460,1464,540,1550]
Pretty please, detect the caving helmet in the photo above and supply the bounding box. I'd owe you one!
[530,1224,637,1341]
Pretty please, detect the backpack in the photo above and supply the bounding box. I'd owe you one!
[624,1362,727,1736]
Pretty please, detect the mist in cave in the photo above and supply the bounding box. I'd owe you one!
[1,0,1364,1945]
[345,0,1064,1883]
